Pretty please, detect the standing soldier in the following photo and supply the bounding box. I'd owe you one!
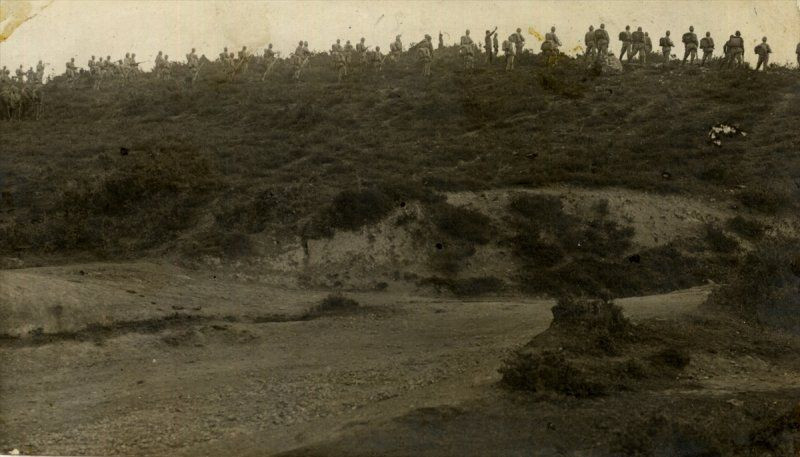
[595,24,610,60]
[26,67,37,83]
[492,32,499,58]
[796,40,800,68]
[509,27,525,56]
[331,39,343,55]
[682,26,699,65]
[369,46,385,72]
[584,25,597,61]
[618,25,632,61]
[65,58,78,81]
[35,60,46,83]
[130,53,142,75]
[292,40,305,81]
[644,32,653,55]
[629,27,646,64]
[700,32,715,65]
[356,38,368,67]
[725,31,745,68]
[660,31,674,61]
[186,48,200,82]
[388,35,403,63]
[344,40,354,66]
[438,31,444,50]
[417,34,434,76]
[237,46,251,74]
[460,29,476,71]
[0,66,9,83]
[218,47,229,62]
[187,48,198,66]
[545,26,562,53]
[485,27,497,64]
[333,47,347,82]
[261,43,277,80]
[503,37,516,71]
[88,56,97,75]
[161,55,172,79]
[754,37,772,71]
[331,39,343,75]
[15,65,25,82]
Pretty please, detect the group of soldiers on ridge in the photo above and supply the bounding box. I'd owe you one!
[2,25,799,92]
[582,25,779,71]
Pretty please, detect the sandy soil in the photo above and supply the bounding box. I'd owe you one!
[0,261,712,456]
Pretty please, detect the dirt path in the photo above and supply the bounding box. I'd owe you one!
[0,262,711,456]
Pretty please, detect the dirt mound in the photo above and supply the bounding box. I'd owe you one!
[499,297,692,397]
[256,186,743,298]
[0,262,321,337]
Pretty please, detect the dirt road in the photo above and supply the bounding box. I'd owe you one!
[0,262,711,456]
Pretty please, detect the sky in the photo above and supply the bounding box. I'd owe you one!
[1,0,799,74]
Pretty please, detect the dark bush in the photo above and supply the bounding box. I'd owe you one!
[508,194,573,231]
[706,239,800,333]
[499,350,604,397]
[421,276,505,296]
[2,147,219,255]
[509,234,565,267]
[306,294,361,318]
[704,224,739,253]
[737,185,791,214]
[551,296,630,334]
[726,216,766,240]
[431,203,494,245]
[649,347,691,369]
[428,243,476,275]
[328,187,395,231]
[304,182,443,240]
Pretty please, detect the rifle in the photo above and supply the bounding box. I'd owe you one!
[261,58,277,81]
[192,60,205,83]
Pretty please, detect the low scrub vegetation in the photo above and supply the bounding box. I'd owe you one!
[706,239,800,333]
[420,276,505,297]
[726,215,766,240]
[500,297,692,397]
[505,194,721,297]
[304,294,361,319]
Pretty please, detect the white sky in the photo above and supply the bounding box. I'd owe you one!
[1,0,799,73]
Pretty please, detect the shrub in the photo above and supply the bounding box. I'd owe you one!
[2,147,219,255]
[737,185,791,214]
[649,347,691,369]
[306,294,360,318]
[304,182,442,239]
[508,194,573,231]
[428,242,476,275]
[706,239,800,332]
[726,216,766,240]
[550,296,630,334]
[499,350,605,397]
[431,203,494,245]
[704,224,739,253]
[328,187,395,231]
[421,276,505,296]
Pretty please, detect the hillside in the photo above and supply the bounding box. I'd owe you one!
[2,50,800,456]
[2,50,799,295]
